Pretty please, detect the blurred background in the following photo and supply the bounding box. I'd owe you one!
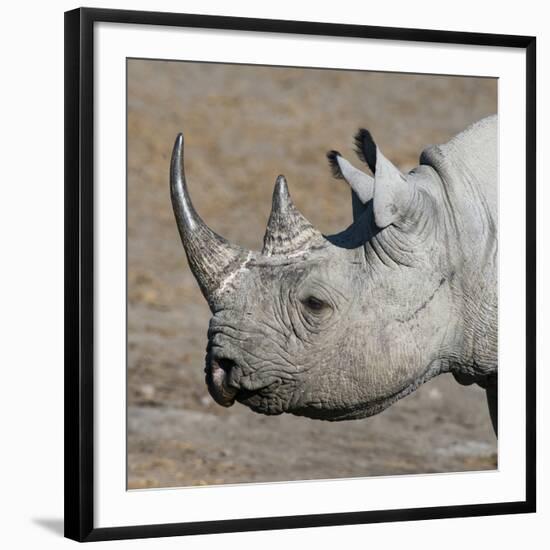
[127,59,497,489]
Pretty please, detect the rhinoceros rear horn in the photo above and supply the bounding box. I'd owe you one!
[170,133,250,306]
[262,175,325,256]
[354,128,416,228]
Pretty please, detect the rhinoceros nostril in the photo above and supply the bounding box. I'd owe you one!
[216,357,236,374]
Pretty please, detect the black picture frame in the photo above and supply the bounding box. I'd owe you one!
[65,7,537,543]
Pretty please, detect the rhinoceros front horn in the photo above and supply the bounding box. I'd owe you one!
[170,133,250,307]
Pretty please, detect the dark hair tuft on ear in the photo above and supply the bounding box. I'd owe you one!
[354,128,377,173]
[326,150,344,179]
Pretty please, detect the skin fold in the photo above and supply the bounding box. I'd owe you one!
[170,115,498,434]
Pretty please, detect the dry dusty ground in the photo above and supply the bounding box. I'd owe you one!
[127,59,497,489]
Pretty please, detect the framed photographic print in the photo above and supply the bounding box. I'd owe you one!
[64,7,536,542]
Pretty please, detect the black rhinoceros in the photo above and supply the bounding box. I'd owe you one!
[170,115,498,434]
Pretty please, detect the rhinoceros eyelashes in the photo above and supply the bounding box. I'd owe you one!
[302,296,333,317]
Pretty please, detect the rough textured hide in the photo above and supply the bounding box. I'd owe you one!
[170,115,498,433]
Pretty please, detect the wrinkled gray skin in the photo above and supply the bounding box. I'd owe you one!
[170,115,498,434]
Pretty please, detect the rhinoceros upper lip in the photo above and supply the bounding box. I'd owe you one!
[205,355,239,407]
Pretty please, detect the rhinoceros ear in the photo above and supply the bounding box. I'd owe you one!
[326,150,374,204]
[355,128,415,229]
[326,150,374,222]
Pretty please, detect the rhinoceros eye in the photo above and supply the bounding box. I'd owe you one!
[303,296,328,312]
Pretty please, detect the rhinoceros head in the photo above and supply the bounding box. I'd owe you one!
[170,131,455,420]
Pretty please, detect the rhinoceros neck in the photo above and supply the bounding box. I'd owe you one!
[422,115,498,380]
